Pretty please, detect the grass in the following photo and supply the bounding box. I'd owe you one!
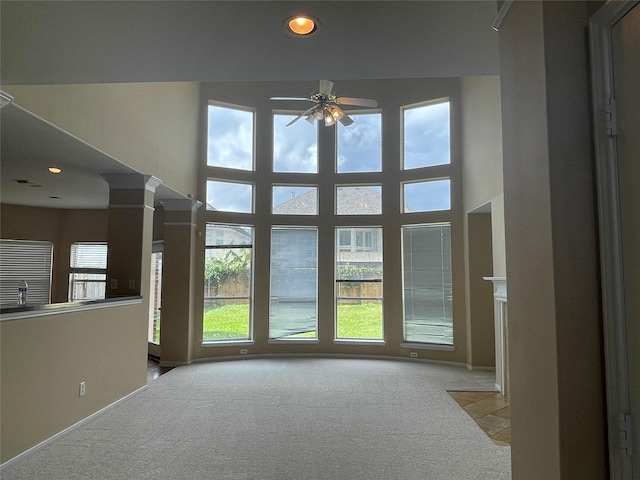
[203,302,383,341]
[203,304,251,339]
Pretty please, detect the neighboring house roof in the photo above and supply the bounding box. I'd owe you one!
[273,187,384,215]
[273,189,318,215]
[273,186,415,214]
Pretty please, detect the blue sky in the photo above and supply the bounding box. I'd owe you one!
[206,102,450,213]
[403,101,450,169]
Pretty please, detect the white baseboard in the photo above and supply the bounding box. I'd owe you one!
[1,385,147,470]
[193,351,470,369]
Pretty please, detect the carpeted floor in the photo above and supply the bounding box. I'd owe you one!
[1,358,511,480]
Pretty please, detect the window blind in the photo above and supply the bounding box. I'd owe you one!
[269,227,318,339]
[0,239,53,305]
[69,243,107,301]
[402,223,453,345]
[70,243,107,269]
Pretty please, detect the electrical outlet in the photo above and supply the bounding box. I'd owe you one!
[110,279,118,289]
[410,352,418,358]
[128,279,135,289]
[240,349,248,355]
[79,381,86,397]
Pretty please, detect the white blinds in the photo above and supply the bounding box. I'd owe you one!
[402,223,453,345]
[269,227,318,339]
[70,243,107,269]
[69,243,107,301]
[0,239,53,305]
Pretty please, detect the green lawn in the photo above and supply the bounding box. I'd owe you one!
[203,303,383,340]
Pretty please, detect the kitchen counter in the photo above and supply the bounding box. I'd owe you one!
[0,296,143,321]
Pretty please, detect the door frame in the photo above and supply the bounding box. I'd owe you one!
[589,2,639,478]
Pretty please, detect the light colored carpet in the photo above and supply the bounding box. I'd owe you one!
[2,358,511,480]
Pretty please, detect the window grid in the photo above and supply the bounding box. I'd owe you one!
[203,224,253,342]
[269,227,319,340]
[335,227,383,340]
[69,242,107,301]
[204,91,455,348]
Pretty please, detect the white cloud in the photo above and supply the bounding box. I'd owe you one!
[206,180,253,213]
[207,105,253,170]
[404,102,450,169]
[337,113,382,173]
[273,114,318,173]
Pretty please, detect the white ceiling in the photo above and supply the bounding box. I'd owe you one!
[0,1,500,209]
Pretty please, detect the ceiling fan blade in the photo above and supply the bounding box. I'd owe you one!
[339,113,354,126]
[319,80,334,96]
[336,97,378,108]
[270,97,311,101]
[286,106,316,126]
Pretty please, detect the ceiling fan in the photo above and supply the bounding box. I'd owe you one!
[270,80,378,127]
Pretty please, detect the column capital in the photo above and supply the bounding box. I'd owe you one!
[102,173,162,192]
[160,199,203,212]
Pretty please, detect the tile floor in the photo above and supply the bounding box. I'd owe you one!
[448,391,511,446]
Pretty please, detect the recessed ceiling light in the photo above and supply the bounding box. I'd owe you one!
[48,167,62,174]
[285,15,318,36]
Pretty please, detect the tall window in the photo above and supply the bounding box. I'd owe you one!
[69,242,107,301]
[402,224,453,345]
[269,227,318,339]
[203,224,253,341]
[149,248,162,345]
[335,227,383,340]
[0,239,53,305]
[204,85,457,351]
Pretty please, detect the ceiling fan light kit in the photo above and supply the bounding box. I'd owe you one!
[271,80,378,127]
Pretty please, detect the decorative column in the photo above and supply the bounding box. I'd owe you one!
[103,174,161,300]
[159,198,202,366]
[484,276,508,396]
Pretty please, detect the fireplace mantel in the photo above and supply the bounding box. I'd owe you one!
[484,276,508,396]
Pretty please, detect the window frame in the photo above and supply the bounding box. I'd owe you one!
[400,222,454,348]
[401,98,451,171]
[0,239,53,305]
[206,101,256,171]
[272,111,320,174]
[268,225,319,342]
[336,110,383,174]
[203,223,254,343]
[202,82,459,353]
[334,226,384,341]
[205,178,255,214]
[68,242,107,302]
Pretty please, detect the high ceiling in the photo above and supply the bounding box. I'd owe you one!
[0,1,500,209]
[1,1,499,85]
